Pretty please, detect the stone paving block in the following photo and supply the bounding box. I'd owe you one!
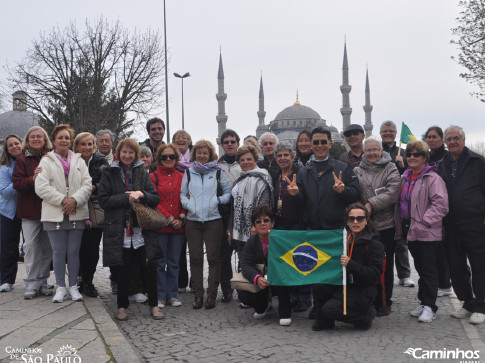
[0,327,51,360]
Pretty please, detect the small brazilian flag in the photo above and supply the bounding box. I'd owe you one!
[400,122,418,144]
[268,229,345,286]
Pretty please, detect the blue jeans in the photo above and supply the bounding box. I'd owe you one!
[157,233,185,300]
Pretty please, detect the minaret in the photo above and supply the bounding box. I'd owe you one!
[216,51,228,156]
[363,68,373,136]
[257,73,266,126]
[340,41,352,130]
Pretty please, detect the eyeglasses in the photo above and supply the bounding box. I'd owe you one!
[405,152,425,158]
[262,141,274,146]
[445,136,461,143]
[223,140,237,145]
[380,129,396,134]
[312,139,328,145]
[160,154,177,161]
[255,218,271,225]
[347,216,366,223]
[344,130,362,137]
[365,148,381,153]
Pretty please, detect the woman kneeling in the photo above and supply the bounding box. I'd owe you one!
[313,203,384,331]
[239,205,292,326]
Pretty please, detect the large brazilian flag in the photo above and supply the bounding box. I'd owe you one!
[268,229,345,286]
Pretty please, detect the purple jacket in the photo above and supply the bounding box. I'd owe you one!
[395,164,449,241]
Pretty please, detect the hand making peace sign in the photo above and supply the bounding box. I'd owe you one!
[332,171,345,193]
[284,174,299,196]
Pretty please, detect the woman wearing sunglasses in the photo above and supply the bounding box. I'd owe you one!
[395,140,448,323]
[239,205,292,326]
[313,203,384,331]
[353,136,401,316]
[151,144,186,308]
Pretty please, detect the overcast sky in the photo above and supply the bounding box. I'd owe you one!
[1,0,483,146]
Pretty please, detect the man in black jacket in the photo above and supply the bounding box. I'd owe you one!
[438,125,485,325]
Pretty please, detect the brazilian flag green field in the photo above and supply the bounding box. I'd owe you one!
[268,229,345,286]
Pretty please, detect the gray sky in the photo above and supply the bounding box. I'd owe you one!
[1,0,483,146]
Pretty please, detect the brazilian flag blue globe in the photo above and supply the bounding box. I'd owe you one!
[267,229,345,286]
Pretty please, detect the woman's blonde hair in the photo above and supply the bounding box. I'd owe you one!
[22,126,52,153]
[73,132,96,153]
[190,140,218,162]
[405,140,429,162]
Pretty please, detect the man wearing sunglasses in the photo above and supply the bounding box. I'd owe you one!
[438,125,485,325]
[340,124,365,168]
[217,129,242,303]
[257,132,280,182]
[286,126,360,230]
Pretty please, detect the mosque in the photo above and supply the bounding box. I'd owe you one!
[0,91,39,144]
[215,43,374,154]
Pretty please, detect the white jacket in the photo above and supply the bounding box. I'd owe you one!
[35,151,92,222]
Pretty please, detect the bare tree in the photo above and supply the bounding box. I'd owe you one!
[3,17,164,139]
[451,0,485,102]
[470,140,485,156]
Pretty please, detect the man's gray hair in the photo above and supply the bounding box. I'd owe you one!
[363,136,383,150]
[140,146,152,156]
[96,129,115,142]
[380,120,397,132]
[274,141,295,158]
[259,132,279,146]
[444,125,466,140]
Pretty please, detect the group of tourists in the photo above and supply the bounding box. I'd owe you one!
[0,117,483,331]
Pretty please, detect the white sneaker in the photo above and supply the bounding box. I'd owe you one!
[53,287,68,303]
[158,299,166,308]
[437,288,452,297]
[469,312,485,325]
[279,318,292,326]
[131,293,148,303]
[451,307,472,319]
[168,297,182,307]
[399,277,415,287]
[0,283,12,292]
[253,303,272,319]
[410,304,425,317]
[69,286,83,301]
[418,306,436,323]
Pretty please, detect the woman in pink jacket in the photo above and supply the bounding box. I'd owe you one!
[395,140,448,323]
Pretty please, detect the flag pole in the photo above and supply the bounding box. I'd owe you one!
[343,229,347,316]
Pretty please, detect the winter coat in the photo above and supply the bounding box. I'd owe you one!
[218,157,242,186]
[429,145,448,165]
[12,150,44,220]
[296,157,360,230]
[382,142,408,175]
[0,159,18,220]
[338,230,384,312]
[395,164,449,241]
[353,152,400,231]
[180,166,231,222]
[150,165,186,234]
[438,147,485,225]
[258,156,280,185]
[35,151,92,222]
[241,234,267,285]
[98,160,161,266]
[87,152,109,194]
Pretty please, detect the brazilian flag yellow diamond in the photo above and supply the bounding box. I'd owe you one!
[280,242,331,276]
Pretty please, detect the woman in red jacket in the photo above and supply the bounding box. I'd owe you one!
[151,144,186,308]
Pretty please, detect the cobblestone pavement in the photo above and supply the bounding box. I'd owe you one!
[93,252,485,363]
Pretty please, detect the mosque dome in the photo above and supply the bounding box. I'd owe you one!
[273,103,321,123]
[0,91,39,143]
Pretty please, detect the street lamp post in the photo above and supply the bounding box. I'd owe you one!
[173,72,191,130]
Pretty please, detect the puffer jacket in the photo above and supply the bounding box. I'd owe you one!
[180,166,231,222]
[353,152,400,231]
[0,159,18,220]
[87,152,109,194]
[98,160,162,266]
[12,150,44,220]
[395,164,449,241]
[35,151,92,222]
